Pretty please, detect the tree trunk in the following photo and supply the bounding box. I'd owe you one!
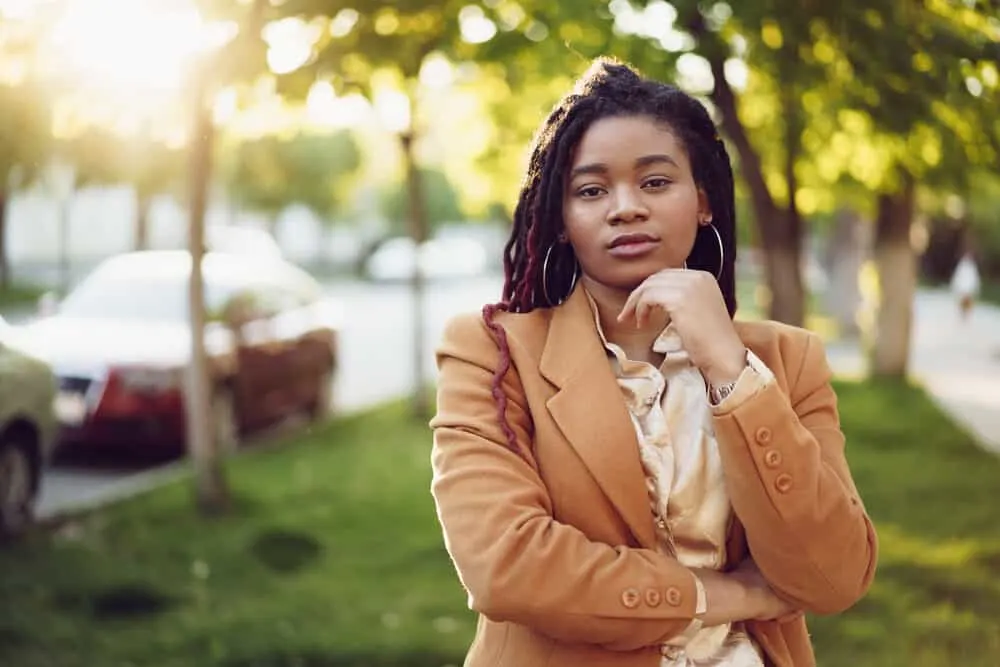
[58,190,73,295]
[870,172,916,379]
[400,130,430,419]
[134,190,151,251]
[822,210,867,338]
[0,190,9,290]
[186,72,230,515]
[707,56,805,326]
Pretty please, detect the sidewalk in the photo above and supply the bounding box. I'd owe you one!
[825,289,1000,454]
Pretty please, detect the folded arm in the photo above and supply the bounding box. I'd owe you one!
[430,314,706,651]
[712,331,878,615]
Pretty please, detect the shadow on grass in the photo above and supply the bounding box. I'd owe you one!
[52,582,179,620]
[249,528,323,574]
[221,650,463,667]
[0,623,30,648]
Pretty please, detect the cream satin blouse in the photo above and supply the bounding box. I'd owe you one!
[588,292,775,666]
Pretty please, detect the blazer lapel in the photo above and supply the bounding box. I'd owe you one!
[539,286,657,550]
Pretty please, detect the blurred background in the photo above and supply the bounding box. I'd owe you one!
[0,1,998,666]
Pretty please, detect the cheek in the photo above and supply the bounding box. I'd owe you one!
[562,201,596,242]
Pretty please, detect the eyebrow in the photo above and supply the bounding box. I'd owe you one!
[569,154,680,179]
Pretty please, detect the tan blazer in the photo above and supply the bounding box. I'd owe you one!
[430,286,878,667]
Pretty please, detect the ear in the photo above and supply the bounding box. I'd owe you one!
[697,188,713,226]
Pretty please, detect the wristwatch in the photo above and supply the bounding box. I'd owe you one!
[709,379,738,406]
[708,349,750,406]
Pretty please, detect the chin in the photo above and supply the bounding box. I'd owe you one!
[586,268,657,293]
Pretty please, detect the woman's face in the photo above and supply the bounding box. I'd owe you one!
[562,114,710,294]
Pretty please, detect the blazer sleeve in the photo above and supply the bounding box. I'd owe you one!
[712,329,878,615]
[429,313,700,651]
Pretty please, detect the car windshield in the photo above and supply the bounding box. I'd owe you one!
[58,273,237,323]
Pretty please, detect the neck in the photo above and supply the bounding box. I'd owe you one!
[582,277,668,363]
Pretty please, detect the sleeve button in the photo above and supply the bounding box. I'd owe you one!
[775,472,793,494]
[644,588,662,607]
[755,427,772,445]
[764,449,782,468]
[621,587,641,608]
[665,586,683,606]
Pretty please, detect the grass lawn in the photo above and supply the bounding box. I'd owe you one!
[2,381,1000,667]
[980,281,1000,309]
[0,282,46,311]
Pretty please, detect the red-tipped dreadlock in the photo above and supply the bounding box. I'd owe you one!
[484,57,740,453]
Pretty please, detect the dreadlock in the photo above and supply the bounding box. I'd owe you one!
[484,57,740,453]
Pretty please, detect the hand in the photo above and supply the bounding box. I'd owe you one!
[730,559,803,623]
[617,269,745,386]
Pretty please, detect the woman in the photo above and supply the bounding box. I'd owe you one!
[950,249,981,322]
[429,58,877,667]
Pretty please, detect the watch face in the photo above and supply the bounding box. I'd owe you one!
[711,383,735,405]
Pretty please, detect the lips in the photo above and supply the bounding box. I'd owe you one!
[608,233,659,249]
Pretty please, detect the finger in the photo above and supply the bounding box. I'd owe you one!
[617,284,645,323]
[635,298,655,329]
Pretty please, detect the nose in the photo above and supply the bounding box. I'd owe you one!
[607,186,649,225]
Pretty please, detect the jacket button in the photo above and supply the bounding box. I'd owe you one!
[621,587,641,608]
[764,449,782,468]
[755,427,772,445]
[665,586,683,606]
[775,472,793,494]
[644,588,662,607]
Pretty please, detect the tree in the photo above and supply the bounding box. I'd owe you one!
[377,167,464,236]
[269,0,486,419]
[0,17,51,290]
[126,133,186,251]
[221,130,361,228]
[60,126,184,253]
[784,1,1000,376]
[185,0,270,514]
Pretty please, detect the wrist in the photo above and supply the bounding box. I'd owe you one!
[696,568,757,626]
[703,346,748,388]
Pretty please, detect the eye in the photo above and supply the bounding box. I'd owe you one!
[576,185,606,199]
[642,177,672,189]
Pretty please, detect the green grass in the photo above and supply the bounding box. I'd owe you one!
[980,281,1000,308]
[2,382,1000,667]
[0,282,46,310]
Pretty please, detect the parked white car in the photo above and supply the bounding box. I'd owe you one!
[206,226,283,260]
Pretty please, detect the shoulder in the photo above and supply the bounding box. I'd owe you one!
[735,319,829,388]
[439,307,554,361]
[442,307,553,346]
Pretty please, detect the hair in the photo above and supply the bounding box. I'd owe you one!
[483,57,739,453]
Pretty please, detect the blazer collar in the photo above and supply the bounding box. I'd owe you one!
[539,285,658,549]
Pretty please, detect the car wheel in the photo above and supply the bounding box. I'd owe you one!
[309,367,335,421]
[212,388,239,455]
[0,437,36,539]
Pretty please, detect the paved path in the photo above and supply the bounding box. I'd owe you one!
[825,289,1000,454]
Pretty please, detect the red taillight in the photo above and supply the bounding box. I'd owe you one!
[96,369,184,417]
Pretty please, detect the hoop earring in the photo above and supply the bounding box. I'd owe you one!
[707,222,724,280]
[542,242,579,306]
